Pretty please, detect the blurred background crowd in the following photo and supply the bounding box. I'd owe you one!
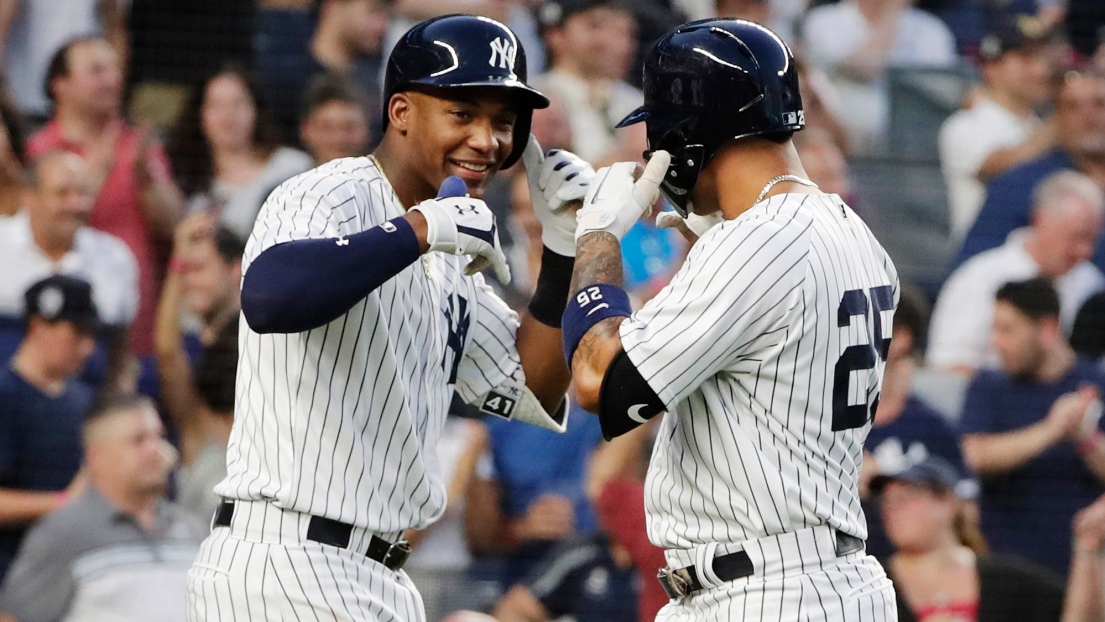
[0,0,1103,620]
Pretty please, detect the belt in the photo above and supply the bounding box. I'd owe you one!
[657,530,864,599]
[212,500,412,571]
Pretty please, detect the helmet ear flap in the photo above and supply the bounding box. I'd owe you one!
[659,144,703,217]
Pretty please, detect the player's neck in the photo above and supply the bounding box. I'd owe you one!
[712,139,817,219]
[371,141,434,208]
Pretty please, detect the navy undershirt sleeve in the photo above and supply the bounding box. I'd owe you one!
[241,217,421,334]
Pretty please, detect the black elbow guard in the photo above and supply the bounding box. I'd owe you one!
[598,349,666,440]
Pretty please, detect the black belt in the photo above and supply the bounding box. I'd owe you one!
[213,500,412,571]
[657,530,864,599]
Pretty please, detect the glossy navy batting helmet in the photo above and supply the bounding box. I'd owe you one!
[617,19,805,215]
[383,14,550,169]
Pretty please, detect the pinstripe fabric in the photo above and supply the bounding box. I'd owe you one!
[622,194,899,551]
[193,157,524,619]
[622,193,898,620]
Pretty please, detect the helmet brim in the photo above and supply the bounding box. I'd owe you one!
[409,78,551,110]
[616,106,649,128]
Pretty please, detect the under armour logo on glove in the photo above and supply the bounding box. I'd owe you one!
[411,176,511,283]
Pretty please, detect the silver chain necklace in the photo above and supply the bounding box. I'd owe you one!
[755,174,819,205]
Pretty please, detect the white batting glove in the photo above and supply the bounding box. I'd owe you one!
[522,135,593,257]
[575,150,671,242]
[655,210,723,243]
[411,195,512,284]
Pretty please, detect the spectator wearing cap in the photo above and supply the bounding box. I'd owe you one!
[959,278,1105,577]
[801,0,957,154]
[873,455,1072,622]
[535,0,647,166]
[928,170,1105,376]
[958,70,1105,274]
[0,149,138,392]
[0,395,205,622]
[939,15,1055,240]
[861,283,977,560]
[0,275,99,583]
[155,212,242,524]
[299,73,371,167]
[28,36,185,372]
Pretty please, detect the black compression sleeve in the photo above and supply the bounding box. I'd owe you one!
[241,217,421,334]
[527,247,575,328]
[597,349,666,440]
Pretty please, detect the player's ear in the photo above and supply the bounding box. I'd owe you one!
[388,93,412,135]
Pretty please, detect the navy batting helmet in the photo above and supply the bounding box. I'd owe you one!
[383,14,550,169]
[617,19,804,215]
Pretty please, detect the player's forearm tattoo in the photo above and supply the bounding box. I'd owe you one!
[570,231,624,292]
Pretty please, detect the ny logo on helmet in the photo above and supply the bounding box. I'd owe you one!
[489,37,516,71]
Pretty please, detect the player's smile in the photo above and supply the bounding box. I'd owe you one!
[448,158,496,184]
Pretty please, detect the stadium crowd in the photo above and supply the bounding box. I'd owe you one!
[0,0,1103,620]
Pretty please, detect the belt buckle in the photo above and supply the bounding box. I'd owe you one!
[657,566,694,599]
[382,540,412,571]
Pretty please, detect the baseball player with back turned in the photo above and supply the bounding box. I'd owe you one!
[560,19,900,620]
[186,14,598,622]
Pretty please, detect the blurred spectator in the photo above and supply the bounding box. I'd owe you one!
[299,73,371,166]
[0,0,126,123]
[254,1,314,129]
[491,532,638,622]
[127,1,255,130]
[0,395,204,622]
[0,275,97,583]
[861,283,976,560]
[536,0,646,165]
[1066,492,1105,621]
[155,212,241,524]
[260,0,390,144]
[166,66,312,241]
[939,16,1054,240]
[928,170,1105,376]
[405,415,487,622]
[958,70,1105,274]
[873,455,1068,621]
[28,36,185,369]
[1071,292,1105,362]
[0,150,138,392]
[0,93,26,217]
[959,278,1105,577]
[465,407,603,594]
[802,0,957,153]
[795,58,851,155]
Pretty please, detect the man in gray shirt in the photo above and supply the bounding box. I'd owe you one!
[0,395,205,622]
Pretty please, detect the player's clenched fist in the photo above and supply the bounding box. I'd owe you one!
[522,135,593,257]
[575,149,671,242]
[411,177,511,283]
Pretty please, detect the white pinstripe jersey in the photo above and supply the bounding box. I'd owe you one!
[215,157,524,533]
[621,193,899,551]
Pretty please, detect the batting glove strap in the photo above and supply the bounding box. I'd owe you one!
[411,196,511,283]
[562,283,632,369]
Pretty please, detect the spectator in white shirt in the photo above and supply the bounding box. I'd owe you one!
[939,16,1055,240]
[802,0,957,153]
[0,149,138,391]
[928,170,1105,376]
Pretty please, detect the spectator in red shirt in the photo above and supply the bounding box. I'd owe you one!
[27,36,184,372]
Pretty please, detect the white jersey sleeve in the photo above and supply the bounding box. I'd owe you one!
[620,215,808,409]
[242,164,390,272]
[453,274,524,405]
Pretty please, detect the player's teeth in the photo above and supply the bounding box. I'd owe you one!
[456,162,488,172]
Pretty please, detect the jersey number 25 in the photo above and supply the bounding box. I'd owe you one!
[832,286,893,432]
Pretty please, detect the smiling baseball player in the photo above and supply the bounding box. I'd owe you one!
[562,19,900,620]
[186,15,594,622]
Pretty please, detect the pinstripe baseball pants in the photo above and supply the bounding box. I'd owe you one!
[656,527,896,621]
[187,501,425,622]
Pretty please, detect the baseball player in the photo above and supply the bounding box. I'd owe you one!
[186,15,595,621]
[560,19,900,620]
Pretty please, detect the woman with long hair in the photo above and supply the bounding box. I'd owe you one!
[166,65,311,239]
[876,455,1102,621]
